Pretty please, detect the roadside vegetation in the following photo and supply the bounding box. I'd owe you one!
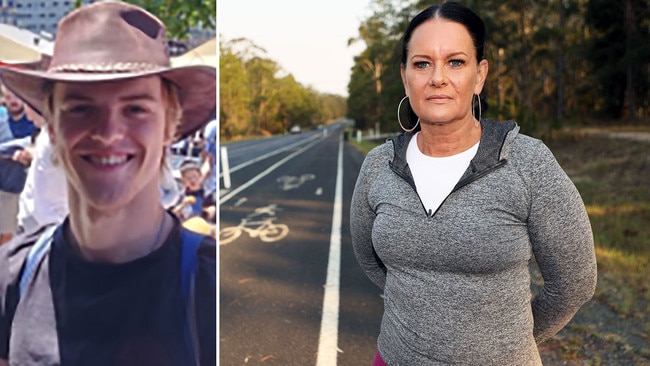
[350,126,650,364]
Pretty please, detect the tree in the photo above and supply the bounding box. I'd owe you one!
[347,0,649,135]
[348,0,413,133]
[75,0,215,40]
[219,36,347,140]
[219,38,251,139]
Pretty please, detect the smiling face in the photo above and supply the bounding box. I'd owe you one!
[401,18,488,127]
[48,76,171,210]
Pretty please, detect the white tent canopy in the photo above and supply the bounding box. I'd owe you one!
[0,23,53,64]
[171,37,216,68]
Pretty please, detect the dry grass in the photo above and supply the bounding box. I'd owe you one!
[547,130,650,322]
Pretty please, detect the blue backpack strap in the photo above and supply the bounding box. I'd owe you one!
[19,225,58,299]
[181,229,203,366]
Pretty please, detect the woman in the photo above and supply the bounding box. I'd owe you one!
[0,1,216,365]
[350,2,597,365]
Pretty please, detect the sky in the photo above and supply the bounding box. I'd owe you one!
[218,0,373,97]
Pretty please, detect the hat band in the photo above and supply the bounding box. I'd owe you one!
[48,62,165,73]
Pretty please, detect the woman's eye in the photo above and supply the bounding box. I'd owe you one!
[449,59,465,67]
[414,61,429,69]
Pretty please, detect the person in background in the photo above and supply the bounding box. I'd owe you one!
[0,1,217,365]
[350,2,597,365]
[172,159,214,221]
[0,89,15,244]
[15,109,69,237]
[1,84,35,139]
[0,88,40,245]
[0,94,12,143]
[201,118,216,198]
[159,153,182,210]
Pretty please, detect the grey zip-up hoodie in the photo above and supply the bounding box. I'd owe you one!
[350,119,597,365]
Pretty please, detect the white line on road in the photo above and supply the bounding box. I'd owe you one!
[219,138,321,205]
[316,136,343,366]
[219,135,320,178]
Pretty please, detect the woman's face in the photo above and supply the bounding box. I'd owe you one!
[401,18,488,126]
[49,76,171,210]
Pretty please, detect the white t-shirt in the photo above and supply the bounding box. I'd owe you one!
[406,132,479,215]
[17,131,69,233]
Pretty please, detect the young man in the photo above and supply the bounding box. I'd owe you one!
[0,1,216,365]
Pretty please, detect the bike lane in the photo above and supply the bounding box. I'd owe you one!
[219,125,384,365]
[219,126,345,364]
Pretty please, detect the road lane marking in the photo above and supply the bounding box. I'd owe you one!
[315,187,323,196]
[219,204,289,245]
[219,138,321,205]
[316,136,343,366]
[219,135,321,178]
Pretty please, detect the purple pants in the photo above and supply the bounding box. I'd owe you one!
[373,351,387,366]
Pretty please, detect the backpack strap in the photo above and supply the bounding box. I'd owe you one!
[181,229,203,366]
[18,225,58,299]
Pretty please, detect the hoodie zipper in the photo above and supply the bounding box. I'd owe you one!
[390,159,508,218]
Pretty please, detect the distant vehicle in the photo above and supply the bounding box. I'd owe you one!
[289,125,301,134]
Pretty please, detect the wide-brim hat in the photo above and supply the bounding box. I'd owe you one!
[0,0,216,141]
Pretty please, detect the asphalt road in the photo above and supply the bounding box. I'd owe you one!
[219,122,384,365]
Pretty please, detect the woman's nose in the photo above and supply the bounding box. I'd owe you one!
[429,65,447,87]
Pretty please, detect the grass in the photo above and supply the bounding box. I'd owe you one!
[547,130,650,322]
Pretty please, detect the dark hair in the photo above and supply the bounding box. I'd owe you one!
[399,2,486,130]
[400,2,485,66]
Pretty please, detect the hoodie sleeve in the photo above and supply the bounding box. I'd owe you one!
[525,141,597,344]
[350,148,387,289]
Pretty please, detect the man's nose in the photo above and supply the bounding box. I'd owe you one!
[90,111,125,145]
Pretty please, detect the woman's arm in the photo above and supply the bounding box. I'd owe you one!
[350,152,387,289]
[526,143,597,344]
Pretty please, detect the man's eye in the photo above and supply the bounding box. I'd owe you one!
[127,105,147,114]
[449,59,465,67]
[68,105,92,114]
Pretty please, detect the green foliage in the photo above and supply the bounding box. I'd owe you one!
[219,38,347,140]
[78,0,216,40]
[348,0,650,134]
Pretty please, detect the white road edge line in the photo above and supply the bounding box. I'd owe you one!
[219,135,320,178]
[219,138,321,205]
[316,135,343,366]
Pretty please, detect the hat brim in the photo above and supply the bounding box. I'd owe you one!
[0,65,216,141]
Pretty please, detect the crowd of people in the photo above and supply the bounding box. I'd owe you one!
[0,1,217,364]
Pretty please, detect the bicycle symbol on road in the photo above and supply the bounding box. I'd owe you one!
[276,174,315,191]
[219,204,289,245]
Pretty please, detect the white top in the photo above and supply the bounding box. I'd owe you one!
[406,132,479,215]
[17,131,69,234]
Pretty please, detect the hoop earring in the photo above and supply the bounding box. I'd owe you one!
[397,96,420,132]
[472,94,482,126]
